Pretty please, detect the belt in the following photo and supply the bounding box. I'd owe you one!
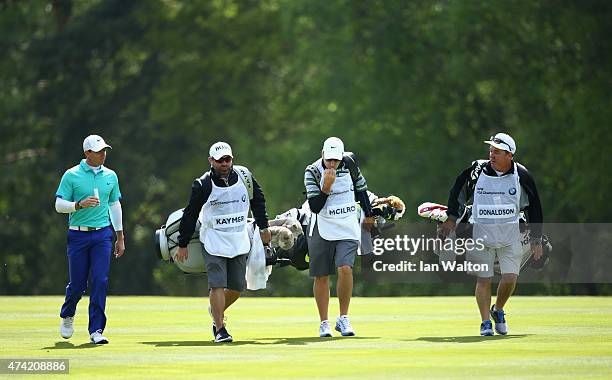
[69,226,105,231]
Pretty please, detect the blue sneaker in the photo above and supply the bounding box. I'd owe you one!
[480,320,494,336]
[209,305,226,338]
[490,306,508,335]
[214,326,233,343]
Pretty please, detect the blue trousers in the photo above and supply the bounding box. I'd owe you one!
[60,226,113,334]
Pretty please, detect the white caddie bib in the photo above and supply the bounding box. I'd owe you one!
[471,163,521,248]
[199,178,250,257]
[316,162,360,241]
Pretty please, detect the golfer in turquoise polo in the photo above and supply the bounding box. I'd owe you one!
[54,135,125,344]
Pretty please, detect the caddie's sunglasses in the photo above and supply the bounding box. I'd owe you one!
[490,136,512,151]
[215,156,232,163]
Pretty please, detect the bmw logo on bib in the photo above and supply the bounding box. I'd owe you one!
[509,187,517,195]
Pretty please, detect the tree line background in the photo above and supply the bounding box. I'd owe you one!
[1,0,611,296]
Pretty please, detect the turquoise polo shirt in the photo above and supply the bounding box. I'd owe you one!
[55,159,122,228]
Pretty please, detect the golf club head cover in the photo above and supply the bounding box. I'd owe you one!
[417,202,449,222]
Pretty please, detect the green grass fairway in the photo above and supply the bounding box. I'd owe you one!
[1,296,611,379]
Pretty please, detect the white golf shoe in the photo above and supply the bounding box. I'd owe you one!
[335,315,355,337]
[60,317,74,339]
[319,320,333,337]
[90,330,109,344]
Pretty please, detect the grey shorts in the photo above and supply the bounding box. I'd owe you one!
[307,220,359,277]
[202,243,247,291]
[466,239,523,278]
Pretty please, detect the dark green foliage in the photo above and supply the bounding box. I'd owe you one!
[1,0,610,295]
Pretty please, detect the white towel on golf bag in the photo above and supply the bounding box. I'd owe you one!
[246,225,272,290]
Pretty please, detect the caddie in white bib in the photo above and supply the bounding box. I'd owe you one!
[315,161,360,241]
[471,163,521,248]
[200,180,250,257]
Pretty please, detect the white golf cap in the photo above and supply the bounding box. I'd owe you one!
[484,133,516,155]
[83,135,112,152]
[322,137,344,160]
[209,141,233,160]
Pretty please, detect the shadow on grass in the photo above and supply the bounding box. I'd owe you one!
[141,340,261,347]
[42,341,103,350]
[414,334,531,343]
[142,336,378,347]
[257,336,378,346]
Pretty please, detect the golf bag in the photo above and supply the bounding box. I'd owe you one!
[265,204,310,270]
[154,208,303,289]
[266,192,406,270]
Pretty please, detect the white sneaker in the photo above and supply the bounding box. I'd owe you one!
[319,320,333,337]
[60,317,74,339]
[90,330,109,344]
[335,315,355,336]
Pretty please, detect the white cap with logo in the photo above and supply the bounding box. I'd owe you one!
[322,137,344,160]
[83,135,112,152]
[209,141,233,160]
[484,133,516,155]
